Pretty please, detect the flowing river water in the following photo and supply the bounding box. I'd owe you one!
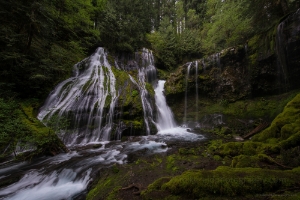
[0,48,204,200]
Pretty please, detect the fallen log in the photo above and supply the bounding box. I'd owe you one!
[243,122,269,139]
[120,184,141,195]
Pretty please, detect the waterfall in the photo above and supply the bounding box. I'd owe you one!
[38,47,117,144]
[183,63,192,126]
[195,61,199,122]
[276,19,289,92]
[37,47,160,144]
[154,80,176,131]
[129,48,157,135]
[0,47,206,200]
[129,75,154,135]
[140,48,157,85]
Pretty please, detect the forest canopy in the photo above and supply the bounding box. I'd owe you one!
[0,0,298,98]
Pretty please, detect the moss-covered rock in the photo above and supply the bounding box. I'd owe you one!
[0,98,67,161]
[18,100,68,158]
[142,166,300,199]
[253,93,300,145]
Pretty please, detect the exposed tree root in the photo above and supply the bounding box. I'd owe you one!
[120,184,141,195]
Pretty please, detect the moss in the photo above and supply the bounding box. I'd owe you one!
[173,90,298,128]
[253,93,300,145]
[166,155,179,172]
[123,120,143,130]
[157,68,169,80]
[214,140,280,161]
[145,82,155,97]
[231,155,260,168]
[280,132,300,150]
[86,170,128,200]
[82,78,93,93]
[164,67,186,96]
[207,140,223,154]
[150,166,300,198]
[111,164,120,174]
[142,177,172,195]
[178,148,197,155]
[213,155,222,161]
[218,142,243,157]
[17,100,67,159]
[131,90,139,97]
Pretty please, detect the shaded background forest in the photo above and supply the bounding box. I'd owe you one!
[1,0,298,99]
[0,0,299,157]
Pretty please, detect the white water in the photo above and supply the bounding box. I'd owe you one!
[154,80,176,130]
[0,138,172,200]
[195,61,199,122]
[37,48,117,144]
[154,80,203,141]
[129,75,154,135]
[183,63,192,125]
[0,169,91,200]
[0,47,206,200]
[128,48,157,135]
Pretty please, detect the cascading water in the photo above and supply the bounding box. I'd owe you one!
[153,79,203,141]
[195,61,199,123]
[0,47,204,200]
[38,47,117,144]
[129,75,154,135]
[154,80,177,131]
[128,48,157,135]
[183,63,192,126]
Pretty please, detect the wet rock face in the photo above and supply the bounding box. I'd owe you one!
[252,8,300,96]
[165,8,300,103]
[165,46,251,103]
[278,9,300,90]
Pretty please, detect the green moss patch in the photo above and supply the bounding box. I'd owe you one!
[86,165,128,200]
[253,93,300,144]
[142,166,300,199]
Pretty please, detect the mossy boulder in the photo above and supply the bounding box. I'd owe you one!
[0,99,67,161]
[18,100,68,158]
[142,166,300,199]
[253,93,300,147]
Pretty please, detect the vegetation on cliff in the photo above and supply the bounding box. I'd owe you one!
[0,99,67,161]
[1,3,300,198]
[86,91,300,200]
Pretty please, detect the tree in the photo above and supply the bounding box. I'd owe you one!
[200,0,253,53]
[0,0,104,98]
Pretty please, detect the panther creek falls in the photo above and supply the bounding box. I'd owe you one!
[0,48,204,200]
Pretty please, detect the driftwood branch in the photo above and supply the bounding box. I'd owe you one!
[120,184,141,195]
[243,122,269,139]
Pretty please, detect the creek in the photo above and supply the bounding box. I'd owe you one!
[0,48,204,200]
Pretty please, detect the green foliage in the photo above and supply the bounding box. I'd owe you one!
[253,93,300,144]
[0,98,66,159]
[0,0,105,98]
[0,99,28,157]
[156,167,300,198]
[200,0,253,53]
[98,0,155,52]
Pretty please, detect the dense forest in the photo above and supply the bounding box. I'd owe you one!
[1,0,300,199]
[1,0,298,99]
[0,0,299,165]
